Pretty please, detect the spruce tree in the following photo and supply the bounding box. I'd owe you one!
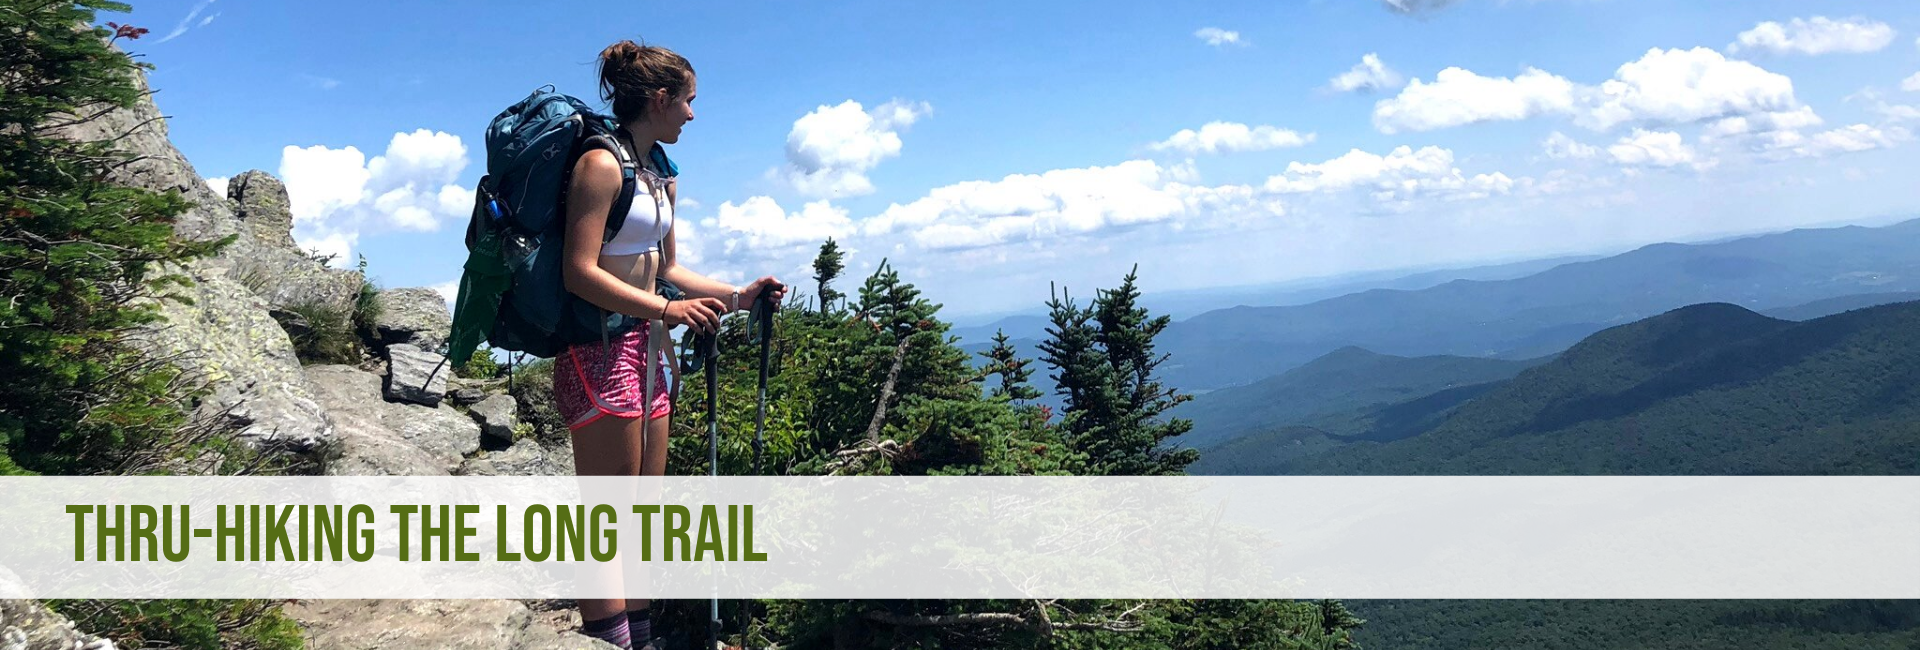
[853,259,941,441]
[1040,269,1197,476]
[1090,265,1198,475]
[811,236,845,312]
[0,2,223,474]
[981,329,1042,403]
[1038,283,1122,463]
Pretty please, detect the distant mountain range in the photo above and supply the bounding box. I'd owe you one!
[1168,347,1545,450]
[1189,299,1920,475]
[1155,218,1920,390]
[961,219,1920,395]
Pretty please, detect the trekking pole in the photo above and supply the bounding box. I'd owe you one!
[740,285,781,648]
[698,329,721,650]
[752,285,781,476]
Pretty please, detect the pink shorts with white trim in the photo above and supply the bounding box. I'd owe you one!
[553,326,672,431]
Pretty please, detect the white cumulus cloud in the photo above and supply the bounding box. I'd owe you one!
[705,196,855,256]
[1373,67,1577,133]
[776,99,930,198]
[1149,122,1313,155]
[1903,72,1920,93]
[1730,16,1897,56]
[1262,145,1519,202]
[1607,129,1713,171]
[1579,47,1800,131]
[1372,47,1800,134]
[1701,106,1824,140]
[1194,27,1244,47]
[863,160,1274,250]
[1541,132,1599,160]
[1756,124,1911,160]
[205,176,229,198]
[1329,53,1405,93]
[278,129,473,262]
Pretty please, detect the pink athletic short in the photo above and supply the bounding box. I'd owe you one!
[553,326,672,431]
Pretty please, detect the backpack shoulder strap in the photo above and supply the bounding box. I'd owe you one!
[580,129,638,244]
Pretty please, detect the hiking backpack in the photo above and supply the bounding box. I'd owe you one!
[447,86,680,368]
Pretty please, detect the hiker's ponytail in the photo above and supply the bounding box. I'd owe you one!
[598,39,695,126]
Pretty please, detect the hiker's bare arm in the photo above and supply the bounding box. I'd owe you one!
[562,150,722,332]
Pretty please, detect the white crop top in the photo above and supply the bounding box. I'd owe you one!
[601,169,674,256]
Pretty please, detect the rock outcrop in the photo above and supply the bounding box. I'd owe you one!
[305,365,479,476]
[457,438,575,477]
[50,65,340,453]
[48,47,607,649]
[225,170,365,317]
[371,287,454,351]
[469,394,520,447]
[0,599,116,650]
[282,600,615,650]
[385,343,451,407]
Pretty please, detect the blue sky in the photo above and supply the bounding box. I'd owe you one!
[109,0,1920,319]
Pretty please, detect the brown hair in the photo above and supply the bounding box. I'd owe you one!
[597,40,695,126]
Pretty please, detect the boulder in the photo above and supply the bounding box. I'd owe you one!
[0,599,116,650]
[449,387,488,406]
[132,270,333,451]
[283,599,615,650]
[372,287,453,351]
[469,394,520,447]
[307,365,480,475]
[457,439,575,477]
[385,344,450,407]
[226,170,297,251]
[225,170,364,316]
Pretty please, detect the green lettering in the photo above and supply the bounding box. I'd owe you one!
[695,505,723,561]
[348,504,375,562]
[524,505,551,562]
[664,505,691,561]
[390,505,417,561]
[495,505,520,561]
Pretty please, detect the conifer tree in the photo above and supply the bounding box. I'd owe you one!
[981,329,1042,403]
[1040,268,1197,476]
[0,2,223,474]
[1090,265,1198,475]
[811,236,845,312]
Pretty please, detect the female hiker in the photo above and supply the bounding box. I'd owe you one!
[556,39,787,649]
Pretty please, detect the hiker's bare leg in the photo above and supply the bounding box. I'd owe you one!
[628,412,671,614]
[571,414,645,621]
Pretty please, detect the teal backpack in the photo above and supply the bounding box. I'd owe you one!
[448,86,679,368]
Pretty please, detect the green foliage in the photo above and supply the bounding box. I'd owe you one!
[637,259,1343,648]
[1041,267,1198,476]
[1244,301,1920,475]
[349,254,380,334]
[0,0,226,474]
[457,347,501,379]
[812,237,845,312]
[982,329,1043,403]
[1349,599,1920,650]
[279,300,361,365]
[48,599,305,650]
[1175,347,1543,451]
[508,356,565,444]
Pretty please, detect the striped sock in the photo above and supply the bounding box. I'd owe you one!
[626,609,652,646]
[582,612,631,649]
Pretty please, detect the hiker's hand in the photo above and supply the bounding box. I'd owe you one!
[663,297,725,334]
[741,276,787,311]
